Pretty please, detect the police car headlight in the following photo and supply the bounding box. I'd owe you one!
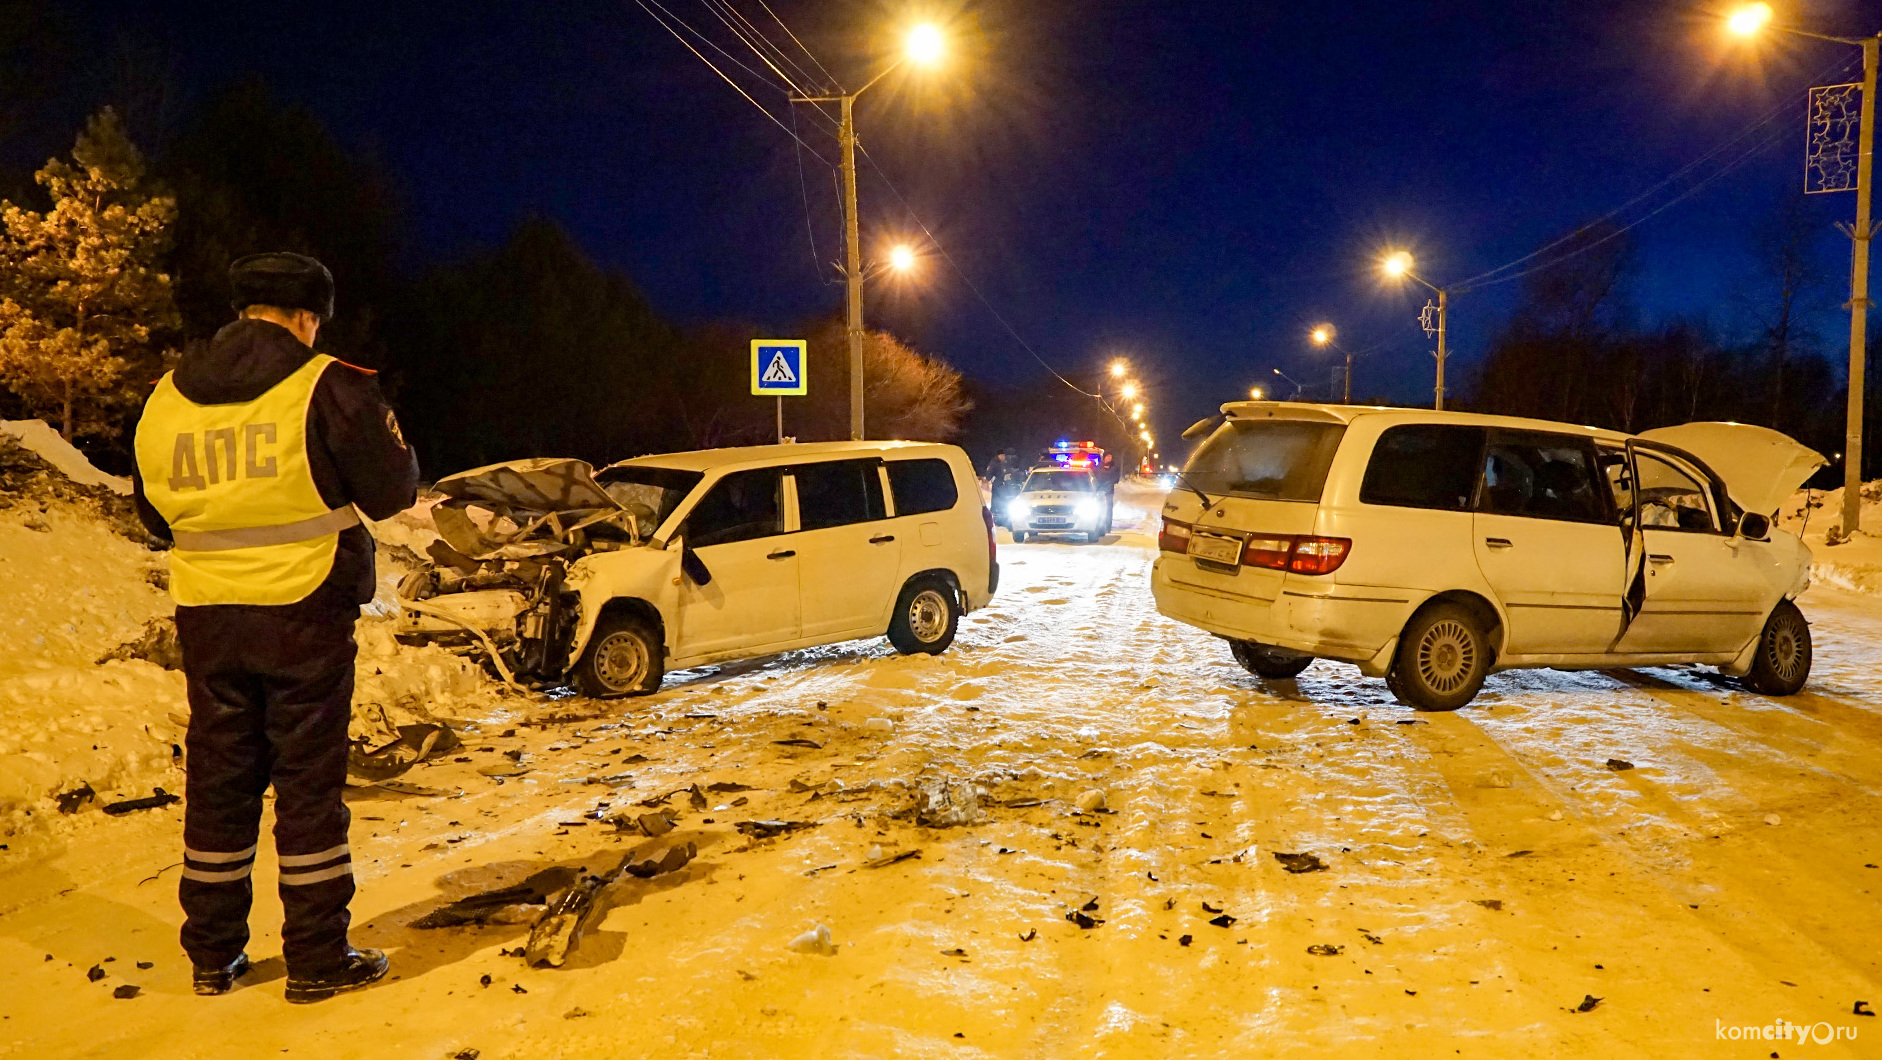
[1076,497,1100,518]
[1007,498,1030,521]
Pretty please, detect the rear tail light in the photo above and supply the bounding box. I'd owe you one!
[1240,535,1294,570]
[1288,536,1351,575]
[1157,517,1190,553]
[982,505,997,563]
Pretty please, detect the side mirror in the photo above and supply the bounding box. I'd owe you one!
[680,546,713,586]
[1737,512,1770,541]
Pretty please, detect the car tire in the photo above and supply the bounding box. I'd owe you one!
[1229,639,1312,679]
[1084,530,1100,544]
[1741,599,1811,696]
[1012,531,1027,543]
[1389,603,1489,711]
[888,577,959,656]
[571,613,665,699]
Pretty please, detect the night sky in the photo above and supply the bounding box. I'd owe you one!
[49,0,1879,448]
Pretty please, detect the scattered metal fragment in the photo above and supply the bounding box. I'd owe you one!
[55,784,95,814]
[1272,852,1328,874]
[525,872,613,968]
[939,948,968,958]
[1472,899,1504,911]
[916,777,980,828]
[620,842,696,879]
[706,782,756,793]
[1604,759,1634,771]
[735,819,818,839]
[1178,935,1193,947]
[1018,929,1037,942]
[1359,930,1384,945]
[1854,1001,1875,1017]
[86,964,105,982]
[1201,902,1223,913]
[414,868,577,928]
[1507,850,1534,858]
[1574,994,1602,1013]
[1306,944,1343,956]
[863,848,922,869]
[1001,798,1047,808]
[1208,914,1237,928]
[1065,909,1104,929]
[103,789,180,815]
[773,738,822,749]
[112,984,140,999]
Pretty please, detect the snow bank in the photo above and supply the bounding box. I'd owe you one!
[1779,482,1882,596]
[0,419,130,494]
[0,451,500,840]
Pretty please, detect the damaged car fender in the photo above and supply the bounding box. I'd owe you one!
[562,545,685,674]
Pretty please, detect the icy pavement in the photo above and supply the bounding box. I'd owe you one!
[3,488,1881,1056]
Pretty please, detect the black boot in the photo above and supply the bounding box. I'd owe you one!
[284,947,388,1004]
[192,952,251,996]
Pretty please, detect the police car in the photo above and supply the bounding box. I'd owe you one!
[1006,464,1112,543]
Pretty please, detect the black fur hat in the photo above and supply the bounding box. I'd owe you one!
[229,252,334,321]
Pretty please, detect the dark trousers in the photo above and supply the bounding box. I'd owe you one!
[175,602,358,975]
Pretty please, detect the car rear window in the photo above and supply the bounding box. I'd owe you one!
[1023,470,1092,492]
[1184,420,1346,502]
[1360,425,1485,511]
[887,458,959,516]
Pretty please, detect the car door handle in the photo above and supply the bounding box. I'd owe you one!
[767,549,796,560]
[1484,537,1513,549]
[1647,553,1674,565]
[869,534,896,544]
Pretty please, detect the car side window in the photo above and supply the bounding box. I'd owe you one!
[1635,452,1718,532]
[1597,447,1632,517]
[1479,433,1610,524]
[683,468,786,547]
[887,458,959,516]
[1359,424,1485,511]
[793,459,886,531]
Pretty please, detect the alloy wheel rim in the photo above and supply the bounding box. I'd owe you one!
[594,631,648,691]
[908,590,950,642]
[1417,619,1476,695]
[1768,619,1806,682]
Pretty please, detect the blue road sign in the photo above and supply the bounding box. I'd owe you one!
[751,340,808,396]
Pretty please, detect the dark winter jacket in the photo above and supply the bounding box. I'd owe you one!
[132,318,420,613]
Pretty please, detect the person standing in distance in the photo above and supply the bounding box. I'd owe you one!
[132,253,418,1003]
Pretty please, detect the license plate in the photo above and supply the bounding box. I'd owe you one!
[1036,518,1070,526]
[1187,531,1242,566]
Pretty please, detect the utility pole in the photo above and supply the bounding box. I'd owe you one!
[839,96,865,441]
[1840,34,1876,535]
[1436,287,1449,411]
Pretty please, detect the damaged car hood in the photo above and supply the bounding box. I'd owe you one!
[431,458,651,560]
[1637,422,1826,517]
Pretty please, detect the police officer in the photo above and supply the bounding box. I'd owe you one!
[132,253,418,1003]
[984,448,1020,524]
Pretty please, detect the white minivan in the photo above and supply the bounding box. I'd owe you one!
[1151,403,1825,710]
[397,441,998,697]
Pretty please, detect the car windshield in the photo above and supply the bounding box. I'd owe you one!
[1024,470,1091,492]
[595,464,705,529]
[1184,420,1347,502]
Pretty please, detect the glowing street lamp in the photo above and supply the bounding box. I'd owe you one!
[1380,250,1450,410]
[1119,382,1139,401]
[791,24,950,440]
[1724,5,1878,535]
[1726,2,1772,37]
[888,244,917,272]
[1310,323,1355,403]
[1109,359,1129,378]
[1249,386,1265,400]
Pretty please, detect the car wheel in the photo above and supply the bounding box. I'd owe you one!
[571,613,665,699]
[888,577,959,655]
[1084,530,1100,543]
[1012,531,1027,543]
[1741,599,1811,696]
[1389,603,1488,711]
[1229,639,1312,679]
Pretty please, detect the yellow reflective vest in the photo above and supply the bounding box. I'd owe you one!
[135,354,359,606]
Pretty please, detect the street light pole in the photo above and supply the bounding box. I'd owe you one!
[839,95,865,441]
[1435,287,1449,411]
[1841,34,1876,534]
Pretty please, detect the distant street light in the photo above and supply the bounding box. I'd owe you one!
[1249,386,1265,400]
[793,24,949,440]
[1271,367,1305,401]
[1119,382,1139,401]
[1380,250,1451,410]
[1310,323,1355,403]
[1109,359,1129,378]
[1726,5,1878,535]
[888,244,917,272]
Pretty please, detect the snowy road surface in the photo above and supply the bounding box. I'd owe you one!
[4,484,1881,1057]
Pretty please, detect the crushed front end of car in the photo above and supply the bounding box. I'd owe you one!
[395,458,656,689]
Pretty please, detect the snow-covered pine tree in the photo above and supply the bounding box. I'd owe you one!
[0,107,178,440]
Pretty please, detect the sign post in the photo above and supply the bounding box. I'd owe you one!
[751,339,808,444]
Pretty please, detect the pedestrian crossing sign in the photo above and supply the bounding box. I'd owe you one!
[751,339,807,396]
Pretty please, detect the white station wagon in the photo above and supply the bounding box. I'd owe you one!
[1151,403,1826,710]
[397,441,998,697]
